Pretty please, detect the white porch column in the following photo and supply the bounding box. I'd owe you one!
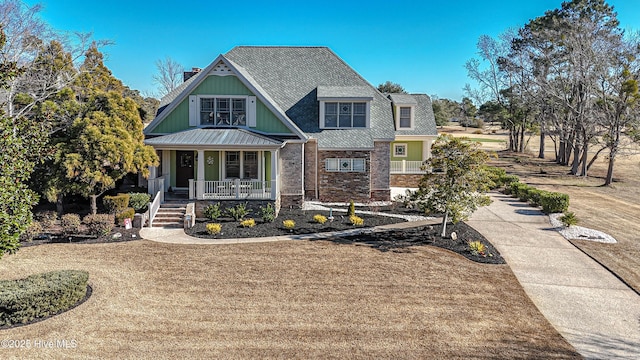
[162,151,171,191]
[270,149,278,200]
[197,150,205,200]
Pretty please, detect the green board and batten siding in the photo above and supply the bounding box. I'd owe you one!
[390,141,423,161]
[150,75,292,134]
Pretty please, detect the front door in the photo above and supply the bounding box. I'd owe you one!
[176,151,194,188]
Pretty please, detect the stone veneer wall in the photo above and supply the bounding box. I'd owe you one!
[279,142,304,208]
[317,150,371,202]
[390,174,423,188]
[303,139,318,200]
[370,141,391,201]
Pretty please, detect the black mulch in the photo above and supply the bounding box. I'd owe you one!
[21,227,142,247]
[186,209,504,264]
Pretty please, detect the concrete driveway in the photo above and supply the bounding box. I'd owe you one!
[467,193,640,359]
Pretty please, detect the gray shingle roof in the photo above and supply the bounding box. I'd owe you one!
[391,94,438,136]
[388,93,418,105]
[224,46,395,149]
[316,86,373,100]
[145,128,283,148]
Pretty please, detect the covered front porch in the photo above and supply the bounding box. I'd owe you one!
[145,128,283,201]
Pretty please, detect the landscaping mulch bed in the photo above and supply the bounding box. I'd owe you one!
[21,226,141,247]
[325,221,504,264]
[185,209,406,239]
[186,209,504,264]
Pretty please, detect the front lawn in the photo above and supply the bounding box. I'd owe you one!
[0,240,580,358]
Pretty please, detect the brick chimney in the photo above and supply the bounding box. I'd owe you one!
[183,67,202,82]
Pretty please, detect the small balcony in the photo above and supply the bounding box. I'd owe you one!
[390,160,427,174]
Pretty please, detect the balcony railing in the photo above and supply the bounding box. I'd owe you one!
[390,160,426,174]
[189,179,276,200]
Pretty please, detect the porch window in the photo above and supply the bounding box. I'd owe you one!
[243,151,258,179]
[200,97,246,126]
[394,144,407,157]
[225,151,240,178]
[224,151,259,179]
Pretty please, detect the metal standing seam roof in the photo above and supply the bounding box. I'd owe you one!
[144,128,284,148]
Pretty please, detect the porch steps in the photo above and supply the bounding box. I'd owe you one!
[152,202,187,228]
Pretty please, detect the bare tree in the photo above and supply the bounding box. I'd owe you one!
[153,56,183,97]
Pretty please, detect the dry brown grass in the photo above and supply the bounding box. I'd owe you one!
[445,123,640,294]
[0,240,579,359]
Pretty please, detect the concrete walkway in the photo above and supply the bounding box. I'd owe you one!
[467,193,640,359]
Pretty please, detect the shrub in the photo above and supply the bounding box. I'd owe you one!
[540,192,570,214]
[559,212,579,227]
[206,223,222,235]
[204,203,222,221]
[259,203,276,223]
[482,166,507,189]
[103,194,130,213]
[348,200,356,217]
[115,208,135,226]
[226,203,249,221]
[509,182,530,200]
[500,174,520,187]
[282,219,295,230]
[35,210,57,229]
[473,129,483,134]
[60,213,81,235]
[83,214,115,236]
[313,214,327,224]
[527,188,544,207]
[349,215,364,226]
[128,192,151,212]
[240,218,256,228]
[468,241,486,256]
[19,220,43,242]
[0,270,89,327]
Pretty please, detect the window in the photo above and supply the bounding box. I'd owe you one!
[394,144,407,157]
[399,107,412,128]
[325,158,366,172]
[224,151,259,179]
[243,151,258,179]
[200,97,246,126]
[323,102,367,128]
[225,151,240,178]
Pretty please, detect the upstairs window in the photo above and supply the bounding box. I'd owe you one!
[200,97,246,126]
[322,102,368,128]
[399,107,412,128]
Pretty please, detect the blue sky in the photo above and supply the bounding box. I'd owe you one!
[26,0,640,101]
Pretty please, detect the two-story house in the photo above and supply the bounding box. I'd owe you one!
[143,46,437,209]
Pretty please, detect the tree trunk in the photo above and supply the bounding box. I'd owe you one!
[604,150,616,185]
[519,123,525,153]
[538,123,545,159]
[90,194,98,215]
[56,194,64,217]
[440,212,448,238]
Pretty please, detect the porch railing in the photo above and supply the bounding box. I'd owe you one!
[189,179,275,200]
[148,190,163,227]
[390,160,427,174]
[148,176,165,196]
